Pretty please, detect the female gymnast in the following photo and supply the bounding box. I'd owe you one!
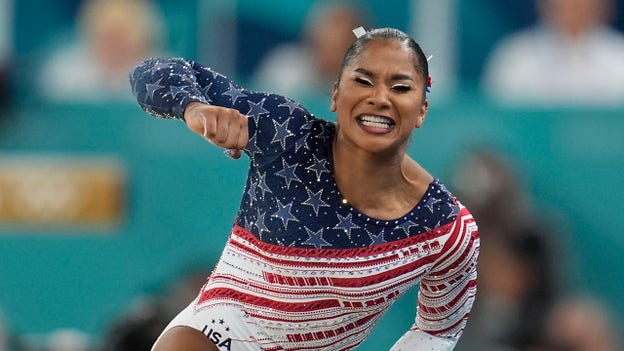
[129,27,480,351]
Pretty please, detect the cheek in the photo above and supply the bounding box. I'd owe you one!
[332,88,356,114]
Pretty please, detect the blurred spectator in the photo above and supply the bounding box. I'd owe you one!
[98,296,170,351]
[158,267,210,319]
[38,0,164,102]
[482,0,624,106]
[0,63,11,112]
[537,296,622,351]
[0,310,7,351]
[449,149,562,351]
[46,329,90,351]
[0,0,13,113]
[253,1,370,99]
[98,267,208,351]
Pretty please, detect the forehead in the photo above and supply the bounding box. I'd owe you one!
[346,40,419,76]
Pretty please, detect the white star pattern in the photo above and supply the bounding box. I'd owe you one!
[223,83,248,104]
[334,213,361,240]
[272,200,299,228]
[246,177,259,205]
[245,132,262,159]
[255,208,270,240]
[302,227,331,248]
[247,98,270,117]
[424,196,442,213]
[276,158,301,188]
[271,119,295,149]
[305,155,329,182]
[257,172,272,199]
[145,78,165,102]
[397,220,418,237]
[163,85,187,100]
[302,188,331,216]
[278,100,301,114]
[369,229,388,246]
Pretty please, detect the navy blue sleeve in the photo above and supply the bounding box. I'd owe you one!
[129,57,320,164]
[129,57,211,120]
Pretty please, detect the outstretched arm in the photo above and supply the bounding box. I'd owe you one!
[184,102,248,159]
[130,57,255,158]
[391,206,480,351]
[129,57,316,162]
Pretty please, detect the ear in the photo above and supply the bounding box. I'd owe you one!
[330,83,338,112]
[415,99,429,128]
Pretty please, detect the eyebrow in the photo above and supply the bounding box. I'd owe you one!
[353,67,415,82]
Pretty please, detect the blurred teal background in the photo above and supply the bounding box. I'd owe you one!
[1,0,623,350]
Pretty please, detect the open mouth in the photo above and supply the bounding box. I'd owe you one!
[357,115,395,130]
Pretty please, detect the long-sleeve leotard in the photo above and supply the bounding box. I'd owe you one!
[130,57,479,351]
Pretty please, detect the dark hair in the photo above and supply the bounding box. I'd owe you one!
[337,28,429,94]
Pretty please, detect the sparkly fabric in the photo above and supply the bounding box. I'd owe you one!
[130,57,479,351]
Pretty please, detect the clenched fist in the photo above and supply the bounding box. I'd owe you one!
[184,102,249,159]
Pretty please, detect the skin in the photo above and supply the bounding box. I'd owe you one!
[184,103,248,159]
[538,0,611,40]
[167,37,433,351]
[331,39,432,220]
[83,0,159,80]
[152,326,219,351]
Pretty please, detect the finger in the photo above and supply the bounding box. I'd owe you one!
[202,111,218,141]
[235,117,249,150]
[224,148,243,160]
[211,110,232,146]
[215,111,246,149]
[223,113,246,149]
[202,113,208,138]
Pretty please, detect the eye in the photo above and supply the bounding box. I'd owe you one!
[391,84,411,92]
[354,77,373,86]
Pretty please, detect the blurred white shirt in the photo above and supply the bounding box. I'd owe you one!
[253,44,330,100]
[39,43,135,102]
[482,24,624,106]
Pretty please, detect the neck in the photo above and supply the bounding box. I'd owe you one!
[332,140,432,219]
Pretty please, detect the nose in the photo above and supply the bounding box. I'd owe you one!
[367,86,390,108]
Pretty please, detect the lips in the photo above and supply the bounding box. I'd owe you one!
[356,115,395,130]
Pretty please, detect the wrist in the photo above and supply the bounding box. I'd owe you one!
[183,102,205,122]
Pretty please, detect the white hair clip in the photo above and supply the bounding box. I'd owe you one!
[352,26,367,38]
[426,55,434,62]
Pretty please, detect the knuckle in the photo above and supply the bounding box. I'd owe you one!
[204,130,217,139]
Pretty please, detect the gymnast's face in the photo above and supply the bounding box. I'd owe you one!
[331,39,428,154]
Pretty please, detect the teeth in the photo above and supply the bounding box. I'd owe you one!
[361,120,390,129]
[359,115,393,129]
[361,115,391,123]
